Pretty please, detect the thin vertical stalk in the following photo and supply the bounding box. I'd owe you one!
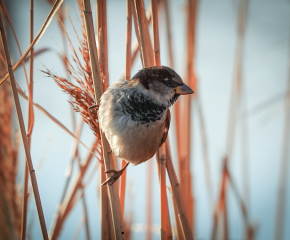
[134,0,152,67]
[163,0,173,69]
[96,0,116,236]
[100,167,111,239]
[119,160,127,217]
[146,159,153,240]
[96,0,109,90]
[168,187,183,240]
[140,1,154,67]
[82,1,125,239]
[125,0,132,81]
[151,0,160,66]
[163,0,181,163]
[97,29,111,238]
[151,0,172,239]
[0,8,48,240]
[133,2,154,239]
[166,141,193,239]
[119,0,132,218]
[21,1,34,239]
[179,0,198,232]
[155,155,168,239]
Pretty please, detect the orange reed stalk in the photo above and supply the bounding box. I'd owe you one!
[166,141,193,239]
[96,0,116,237]
[162,1,182,201]
[151,0,172,238]
[163,0,181,157]
[82,1,125,239]
[21,1,34,239]
[97,28,113,240]
[162,0,173,68]
[133,2,154,239]
[96,0,109,90]
[0,8,48,240]
[134,0,153,68]
[178,0,198,233]
[119,0,133,218]
[168,187,183,240]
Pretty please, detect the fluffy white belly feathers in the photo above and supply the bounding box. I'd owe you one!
[99,79,167,165]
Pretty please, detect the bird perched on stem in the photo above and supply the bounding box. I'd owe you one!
[99,66,193,185]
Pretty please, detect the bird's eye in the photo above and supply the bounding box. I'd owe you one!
[164,79,178,88]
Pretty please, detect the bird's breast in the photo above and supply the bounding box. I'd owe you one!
[99,85,168,165]
[109,109,168,165]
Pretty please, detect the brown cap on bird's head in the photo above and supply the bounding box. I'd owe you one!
[131,66,194,95]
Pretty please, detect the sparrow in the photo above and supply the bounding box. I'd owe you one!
[99,66,194,185]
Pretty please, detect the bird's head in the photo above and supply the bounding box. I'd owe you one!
[130,66,194,107]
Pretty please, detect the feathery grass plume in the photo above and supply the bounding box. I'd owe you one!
[43,2,101,142]
[0,80,21,239]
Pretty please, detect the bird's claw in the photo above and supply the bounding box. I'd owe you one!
[88,104,99,110]
[101,162,129,186]
[104,169,117,174]
[101,169,123,186]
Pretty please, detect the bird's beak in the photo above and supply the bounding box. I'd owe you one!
[174,83,194,95]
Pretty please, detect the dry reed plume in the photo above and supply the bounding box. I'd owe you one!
[0,65,21,240]
[43,3,101,142]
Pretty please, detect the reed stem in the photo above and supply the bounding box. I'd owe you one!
[82,1,125,239]
[0,8,48,240]
[166,141,193,239]
[21,1,34,239]
[151,0,172,238]
[119,0,133,219]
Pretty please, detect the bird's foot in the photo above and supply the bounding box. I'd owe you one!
[101,162,129,186]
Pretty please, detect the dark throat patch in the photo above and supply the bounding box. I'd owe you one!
[120,91,166,124]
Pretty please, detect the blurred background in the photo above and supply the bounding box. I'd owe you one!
[1,0,290,239]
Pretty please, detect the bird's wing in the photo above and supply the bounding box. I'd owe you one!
[159,109,171,147]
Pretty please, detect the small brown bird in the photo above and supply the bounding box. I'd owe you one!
[99,66,194,185]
